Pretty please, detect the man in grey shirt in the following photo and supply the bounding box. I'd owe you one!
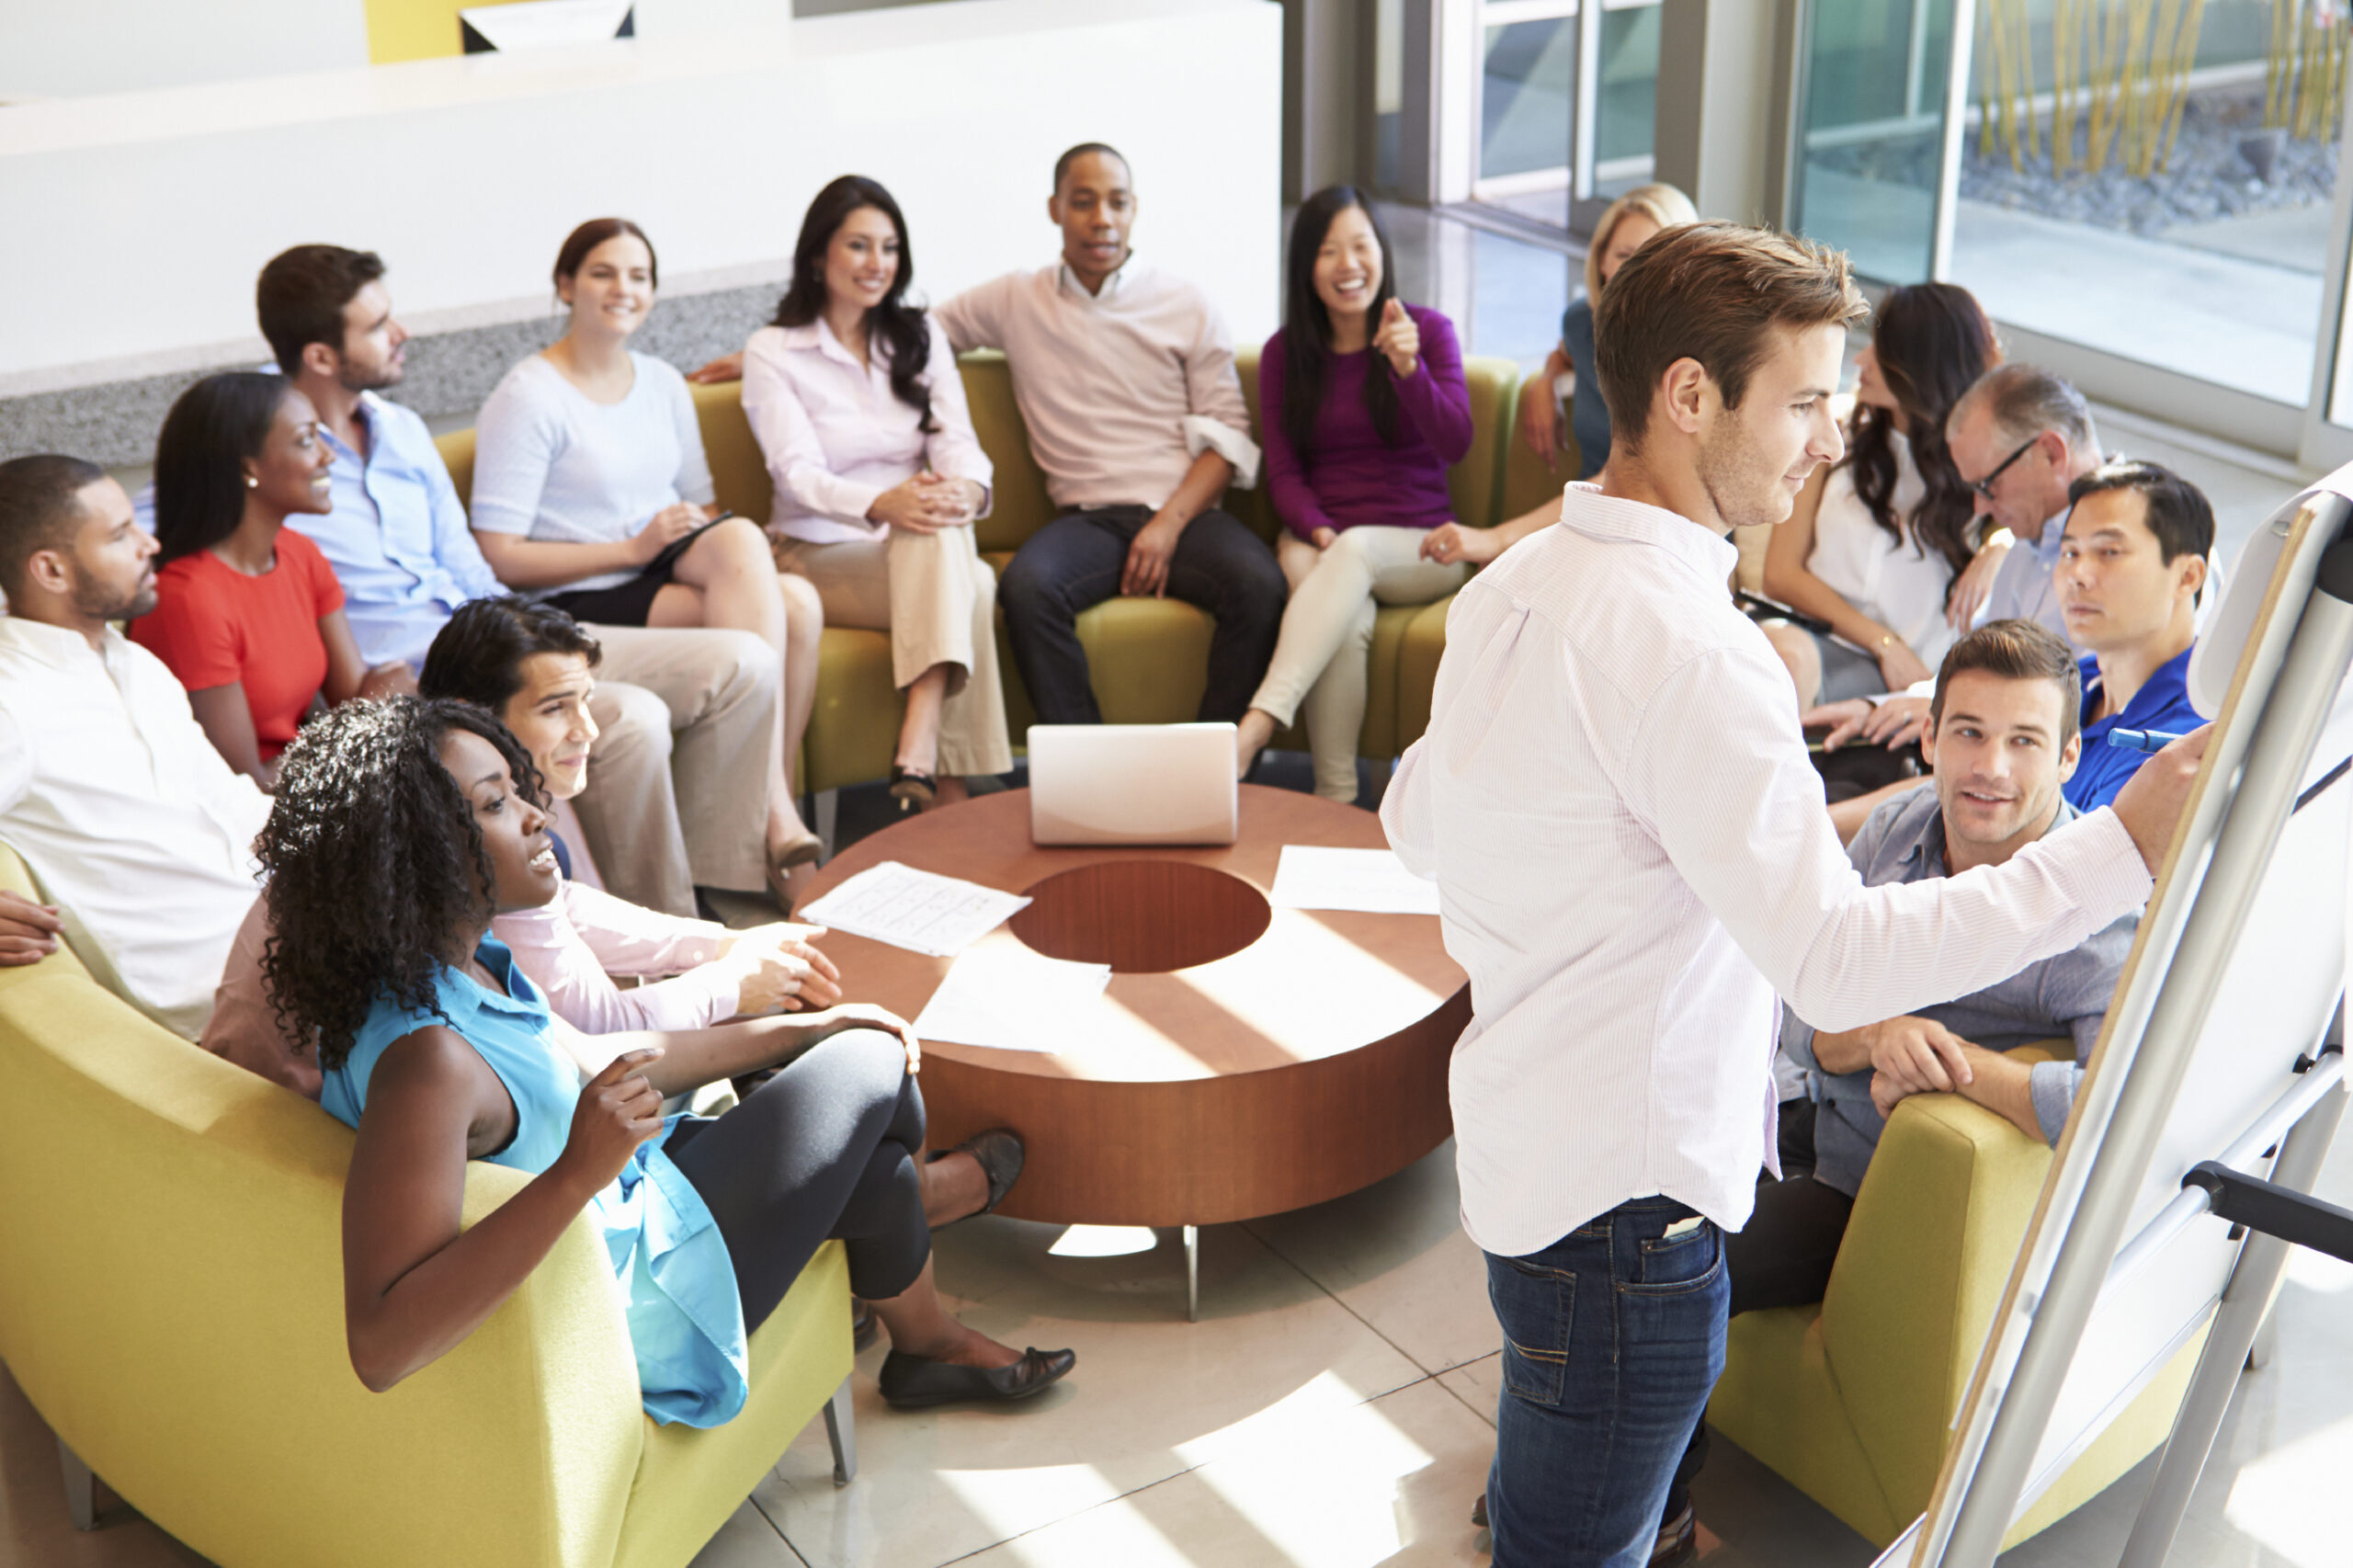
[1663,616,2136,1529]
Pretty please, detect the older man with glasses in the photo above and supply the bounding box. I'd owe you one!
[1945,363,2106,639]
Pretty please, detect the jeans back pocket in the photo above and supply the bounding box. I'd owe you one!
[1487,1256,1576,1408]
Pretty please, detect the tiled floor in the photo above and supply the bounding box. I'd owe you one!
[10,1117,2348,1568]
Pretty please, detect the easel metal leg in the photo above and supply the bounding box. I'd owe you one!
[2119,1085,2347,1568]
[822,1373,857,1487]
[1185,1224,1199,1324]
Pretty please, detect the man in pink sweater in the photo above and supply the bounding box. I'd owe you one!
[932,143,1285,727]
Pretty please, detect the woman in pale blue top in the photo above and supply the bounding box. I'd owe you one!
[258,698,1074,1419]
[470,217,826,898]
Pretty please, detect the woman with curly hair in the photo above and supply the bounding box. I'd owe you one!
[1759,282,2005,706]
[258,697,1074,1419]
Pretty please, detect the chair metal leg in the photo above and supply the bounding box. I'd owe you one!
[813,790,839,863]
[822,1373,857,1487]
[1185,1224,1199,1324]
[58,1437,97,1530]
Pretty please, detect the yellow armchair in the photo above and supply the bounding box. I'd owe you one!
[1707,1061,2202,1550]
[0,846,854,1568]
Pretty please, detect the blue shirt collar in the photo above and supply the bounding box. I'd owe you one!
[2082,642,2194,731]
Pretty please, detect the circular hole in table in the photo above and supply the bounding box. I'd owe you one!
[1007,859,1271,973]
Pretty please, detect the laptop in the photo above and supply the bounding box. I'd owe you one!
[1028,723,1240,846]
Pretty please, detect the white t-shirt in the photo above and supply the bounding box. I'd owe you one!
[469,351,717,596]
[1807,429,1958,668]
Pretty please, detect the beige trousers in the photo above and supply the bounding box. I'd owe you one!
[1255,528,1468,801]
[774,526,1014,777]
[573,624,779,916]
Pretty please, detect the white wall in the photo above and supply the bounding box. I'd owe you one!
[0,0,1281,388]
[0,0,368,101]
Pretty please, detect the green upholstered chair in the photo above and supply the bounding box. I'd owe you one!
[1707,1048,2203,1550]
[1392,368,1578,751]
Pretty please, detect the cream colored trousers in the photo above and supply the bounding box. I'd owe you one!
[1254,527,1468,801]
[574,624,780,916]
[774,524,1014,777]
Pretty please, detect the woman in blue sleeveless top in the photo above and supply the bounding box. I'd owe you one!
[256,698,1074,1421]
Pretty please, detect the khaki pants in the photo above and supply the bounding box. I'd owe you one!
[1255,528,1467,801]
[573,624,779,916]
[774,526,1013,777]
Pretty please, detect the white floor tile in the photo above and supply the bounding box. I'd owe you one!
[758,1218,1432,1568]
[688,1500,803,1568]
[1245,1142,1501,1378]
[947,1377,1495,1568]
[1435,1352,1501,1432]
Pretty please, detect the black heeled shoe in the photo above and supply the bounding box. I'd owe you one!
[927,1129,1024,1220]
[876,1346,1076,1409]
[889,765,937,813]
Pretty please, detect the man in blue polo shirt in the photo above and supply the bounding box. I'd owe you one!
[2055,459,2211,812]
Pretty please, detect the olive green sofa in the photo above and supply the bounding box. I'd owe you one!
[436,347,1531,795]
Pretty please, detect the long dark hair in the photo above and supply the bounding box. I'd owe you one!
[1282,186,1403,455]
[1847,282,1998,579]
[151,372,296,566]
[771,176,936,433]
[256,698,549,1070]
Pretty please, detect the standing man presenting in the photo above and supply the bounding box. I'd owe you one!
[1381,223,2205,1566]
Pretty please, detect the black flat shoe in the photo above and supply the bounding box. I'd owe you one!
[877,1346,1076,1409]
[927,1129,1024,1219]
[889,765,937,813]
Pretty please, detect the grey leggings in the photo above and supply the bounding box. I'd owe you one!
[664,1028,929,1332]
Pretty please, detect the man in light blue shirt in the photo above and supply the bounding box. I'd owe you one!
[254,245,779,917]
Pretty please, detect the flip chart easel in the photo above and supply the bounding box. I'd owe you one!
[1877,473,2353,1568]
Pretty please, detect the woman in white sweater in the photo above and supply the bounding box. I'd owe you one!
[1760,282,2006,706]
[469,219,824,900]
[742,176,1011,812]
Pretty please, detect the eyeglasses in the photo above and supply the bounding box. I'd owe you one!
[1969,436,2040,498]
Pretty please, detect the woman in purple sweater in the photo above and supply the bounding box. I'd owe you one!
[1233,187,1473,801]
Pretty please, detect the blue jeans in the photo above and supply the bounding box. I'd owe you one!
[1484,1197,1729,1567]
[995,505,1287,727]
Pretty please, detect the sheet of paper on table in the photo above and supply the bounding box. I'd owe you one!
[913,945,1112,1054]
[795,860,1030,957]
[1267,845,1442,915]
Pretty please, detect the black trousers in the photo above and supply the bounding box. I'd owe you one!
[665,1028,929,1333]
[995,504,1288,725]
[1665,1097,1856,1517]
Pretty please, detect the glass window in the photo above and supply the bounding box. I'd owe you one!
[1948,0,2336,405]
[1481,16,1579,181]
[1789,0,1960,287]
[1595,1,1661,185]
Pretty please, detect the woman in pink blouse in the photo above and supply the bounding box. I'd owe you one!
[741,176,1012,812]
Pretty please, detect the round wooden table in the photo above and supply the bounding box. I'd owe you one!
[802,785,1469,1311]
